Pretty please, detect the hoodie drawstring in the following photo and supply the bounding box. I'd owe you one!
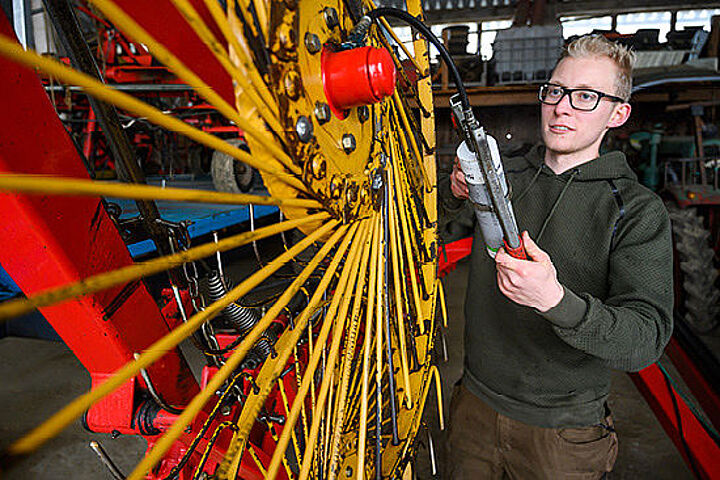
[537,168,579,241]
[514,163,543,204]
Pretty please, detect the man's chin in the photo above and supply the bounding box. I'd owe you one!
[542,137,576,155]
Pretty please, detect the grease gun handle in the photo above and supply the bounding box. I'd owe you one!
[503,235,527,260]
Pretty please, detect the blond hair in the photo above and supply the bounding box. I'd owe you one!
[560,34,636,101]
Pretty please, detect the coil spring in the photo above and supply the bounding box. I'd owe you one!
[207,271,260,333]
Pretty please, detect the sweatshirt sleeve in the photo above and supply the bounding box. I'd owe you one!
[539,197,674,372]
[437,156,468,219]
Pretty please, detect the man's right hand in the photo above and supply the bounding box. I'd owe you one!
[451,157,469,200]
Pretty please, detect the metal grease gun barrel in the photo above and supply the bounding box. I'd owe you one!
[456,137,516,257]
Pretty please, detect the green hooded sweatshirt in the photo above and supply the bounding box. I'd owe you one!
[456,145,673,428]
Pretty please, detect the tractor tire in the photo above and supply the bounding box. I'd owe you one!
[210,139,255,193]
[666,202,720,334]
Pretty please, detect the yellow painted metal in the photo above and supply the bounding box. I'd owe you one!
[355,215,380,480]
[247,443,269,477]
[250,0,270,40]
[391,150,426,335]
[0,35,307,193]
[326,214,375,479]
[8,219,337,459]
[431,365,444,431]
[392,91,430,191]
[221,220,366,478]
[262,219,371,480]
[374,206,385,475]
[277,375,302,474]
[376,16,425,76]
[127,221,346,480]
[296,226,370,480]
[0,213,326,322]
[201,0,278,114]
[387,166,413,409]
[437,279,448,329]
[191,422,237,480]
[1,0,443,475]
[0,173,318,208]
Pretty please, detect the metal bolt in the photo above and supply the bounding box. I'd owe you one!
[279,24,296,51]
[357,105,370,123]
[324,7,340,29]
[284,70,301,100]
[346,183,358,204]
[329,175,342,198]
[372,171,383,190]
[304,32,321,54]
[342,134,356,154]
[314,102,331,125]
[311,155,326,179]
[221,405,232,416]
[345,466,353,477]
[295,116,314,143]
[360,185,369,204]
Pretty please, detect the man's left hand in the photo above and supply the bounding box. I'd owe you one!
[495,231,564,312]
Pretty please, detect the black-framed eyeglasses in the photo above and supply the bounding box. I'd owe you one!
[538,83,626,112]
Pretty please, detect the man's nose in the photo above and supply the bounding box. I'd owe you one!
[554,93,573,114]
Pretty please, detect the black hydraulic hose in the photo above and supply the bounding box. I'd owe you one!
[365,7,470,110]
[383,158,401,448]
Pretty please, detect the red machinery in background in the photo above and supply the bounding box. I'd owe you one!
[43,1,242,178]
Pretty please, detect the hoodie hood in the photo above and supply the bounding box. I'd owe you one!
[523,145,637,182]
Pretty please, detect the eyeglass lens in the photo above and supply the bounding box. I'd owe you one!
[540,85,600,111]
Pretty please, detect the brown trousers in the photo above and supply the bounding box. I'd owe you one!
[443,384,618,479]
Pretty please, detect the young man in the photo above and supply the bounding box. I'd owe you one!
[442,34,673,479]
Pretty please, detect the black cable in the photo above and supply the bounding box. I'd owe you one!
[661,367,702,479]
[365,7,469,110]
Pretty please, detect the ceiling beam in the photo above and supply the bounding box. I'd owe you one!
[421,0,720,25]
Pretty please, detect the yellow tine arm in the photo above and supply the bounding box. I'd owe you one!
[8,218,337,460]
[387,166,413,409]
[437,278,448,329]
[221,221,366,479]
[0,213,327,322]
[126,221,344,480]
[0,173,317,208]
[90,0,286,165]
[0,35,307,193]
[257,219,371,480]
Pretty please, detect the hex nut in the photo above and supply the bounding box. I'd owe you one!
[278,24,296,51]
[311,155,326,179]
[329,175,342,198]
[346,183,358,204]
[324,7,340,29]
[342,134,356,154]
[357,105,370,123]
[284,70,301,100]
[314,102,331,125]
[304,32,321,54]
[295,116,314,143]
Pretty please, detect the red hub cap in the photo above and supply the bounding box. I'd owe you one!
[321,46,396,119]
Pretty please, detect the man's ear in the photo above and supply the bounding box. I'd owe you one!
[607,102,631,128]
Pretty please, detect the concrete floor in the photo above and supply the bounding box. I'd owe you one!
[0,258,696,479]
